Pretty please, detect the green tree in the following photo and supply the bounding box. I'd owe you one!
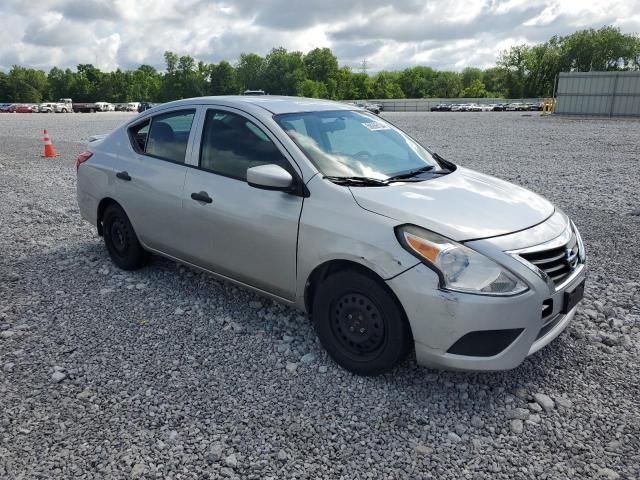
[372,72,404,99]
[498,44,528,97]
[481,67,506,96]
[433,71,462,97]
[0,72,10,100]
[236,53,265,91]
[461,67,483,89]
[210,61,238,95]
[298,78,318,97]
[262,48,306,95]
[398,66,436,98]
[461,79,488,97]
[7,66,49,102]
[303,47,339,82]
[164,51,179,74]
[3,25,637,104]
[130,65,161,101]
[349,72,373,99]
[48,67,75,100]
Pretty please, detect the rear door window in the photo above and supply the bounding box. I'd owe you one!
[129,110,195,163]
[130,121,149,151]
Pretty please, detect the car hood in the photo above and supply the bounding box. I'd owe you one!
[350,166,554,241]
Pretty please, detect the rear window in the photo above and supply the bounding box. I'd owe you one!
[129,110,195,163]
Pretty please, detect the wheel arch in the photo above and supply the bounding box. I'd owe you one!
[304,259,411,332]
[96,197,120,236]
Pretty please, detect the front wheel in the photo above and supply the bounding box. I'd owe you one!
[312,270,412,375]
[103,204,149,270]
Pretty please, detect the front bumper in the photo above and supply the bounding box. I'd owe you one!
[386,216,586,371]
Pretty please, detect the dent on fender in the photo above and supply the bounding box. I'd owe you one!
[343,238,410,279]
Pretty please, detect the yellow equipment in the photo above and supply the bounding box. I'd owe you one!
[542,98,556,114]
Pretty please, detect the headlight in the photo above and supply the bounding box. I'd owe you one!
[396,225,528,296]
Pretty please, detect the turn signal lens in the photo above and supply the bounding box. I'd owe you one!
[406,235,442,263]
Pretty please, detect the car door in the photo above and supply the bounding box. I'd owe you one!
[114,108,197,257]
[181,107,304,300]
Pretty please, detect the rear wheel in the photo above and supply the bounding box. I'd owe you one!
[312,270,412,375]
[103,204,149,270]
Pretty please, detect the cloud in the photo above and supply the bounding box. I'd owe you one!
[23,16,95,47]
[0,0,638,73]
[58,0,122,21]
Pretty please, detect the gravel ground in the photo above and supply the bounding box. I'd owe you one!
[1,111,639,479]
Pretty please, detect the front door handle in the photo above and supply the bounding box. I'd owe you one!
[191,191,212,204]
[116,171,131,181]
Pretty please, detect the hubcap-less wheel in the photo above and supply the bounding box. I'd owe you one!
[109,217,130,257]
[312,270,411,375]
[331,293,385,359]
[103,204,149,271]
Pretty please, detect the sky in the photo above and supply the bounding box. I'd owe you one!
[1,0,639,73]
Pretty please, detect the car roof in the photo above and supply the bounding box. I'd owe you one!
[154,95,355,115]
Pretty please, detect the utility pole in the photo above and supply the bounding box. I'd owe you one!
[360,59,368,75]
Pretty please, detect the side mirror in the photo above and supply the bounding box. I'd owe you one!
[247,164,293,191]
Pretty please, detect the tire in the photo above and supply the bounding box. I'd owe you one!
[102,204,149,270]
[312,270,412,375]
[61,108,67,113]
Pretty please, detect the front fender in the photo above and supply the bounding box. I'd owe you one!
[294,176,419,309]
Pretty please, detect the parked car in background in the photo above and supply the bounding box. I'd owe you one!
[468,104,483,112]
[126,102,140,112]
[506,102,527,111]
[242,89,266,95]
[39,103,55,113]
[138,102,158,113]
[0,103,12,112]
[355,102,381,115]
[430,104,452,112]
[13,104,37,113]
[450,104,462,112]
[95,102,115,112]
[76,96,586,375]
[40,102,71,113]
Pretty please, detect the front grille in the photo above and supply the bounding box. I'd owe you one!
[519,231,580,286]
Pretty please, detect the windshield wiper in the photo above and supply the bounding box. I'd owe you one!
[386,165,437,182]
[323,175,389,186]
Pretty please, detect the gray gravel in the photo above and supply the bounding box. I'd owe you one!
[1,111,639,479]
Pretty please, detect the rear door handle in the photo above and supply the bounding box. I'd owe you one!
[191,191,212,204]
[116,171,131,181]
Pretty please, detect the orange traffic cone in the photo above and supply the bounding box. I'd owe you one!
[42,129,60,158]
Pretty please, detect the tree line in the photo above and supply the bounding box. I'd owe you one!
[1,26,638,103]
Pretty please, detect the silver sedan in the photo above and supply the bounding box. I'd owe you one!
[76,96,586,375]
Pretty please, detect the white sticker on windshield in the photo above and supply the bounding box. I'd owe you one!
[362,121,391,131]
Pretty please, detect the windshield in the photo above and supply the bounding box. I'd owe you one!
[274,110,444,179]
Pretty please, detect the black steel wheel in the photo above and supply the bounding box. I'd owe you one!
[313,269,412,375]
[103,203,149,270]
[330,293,386,361]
